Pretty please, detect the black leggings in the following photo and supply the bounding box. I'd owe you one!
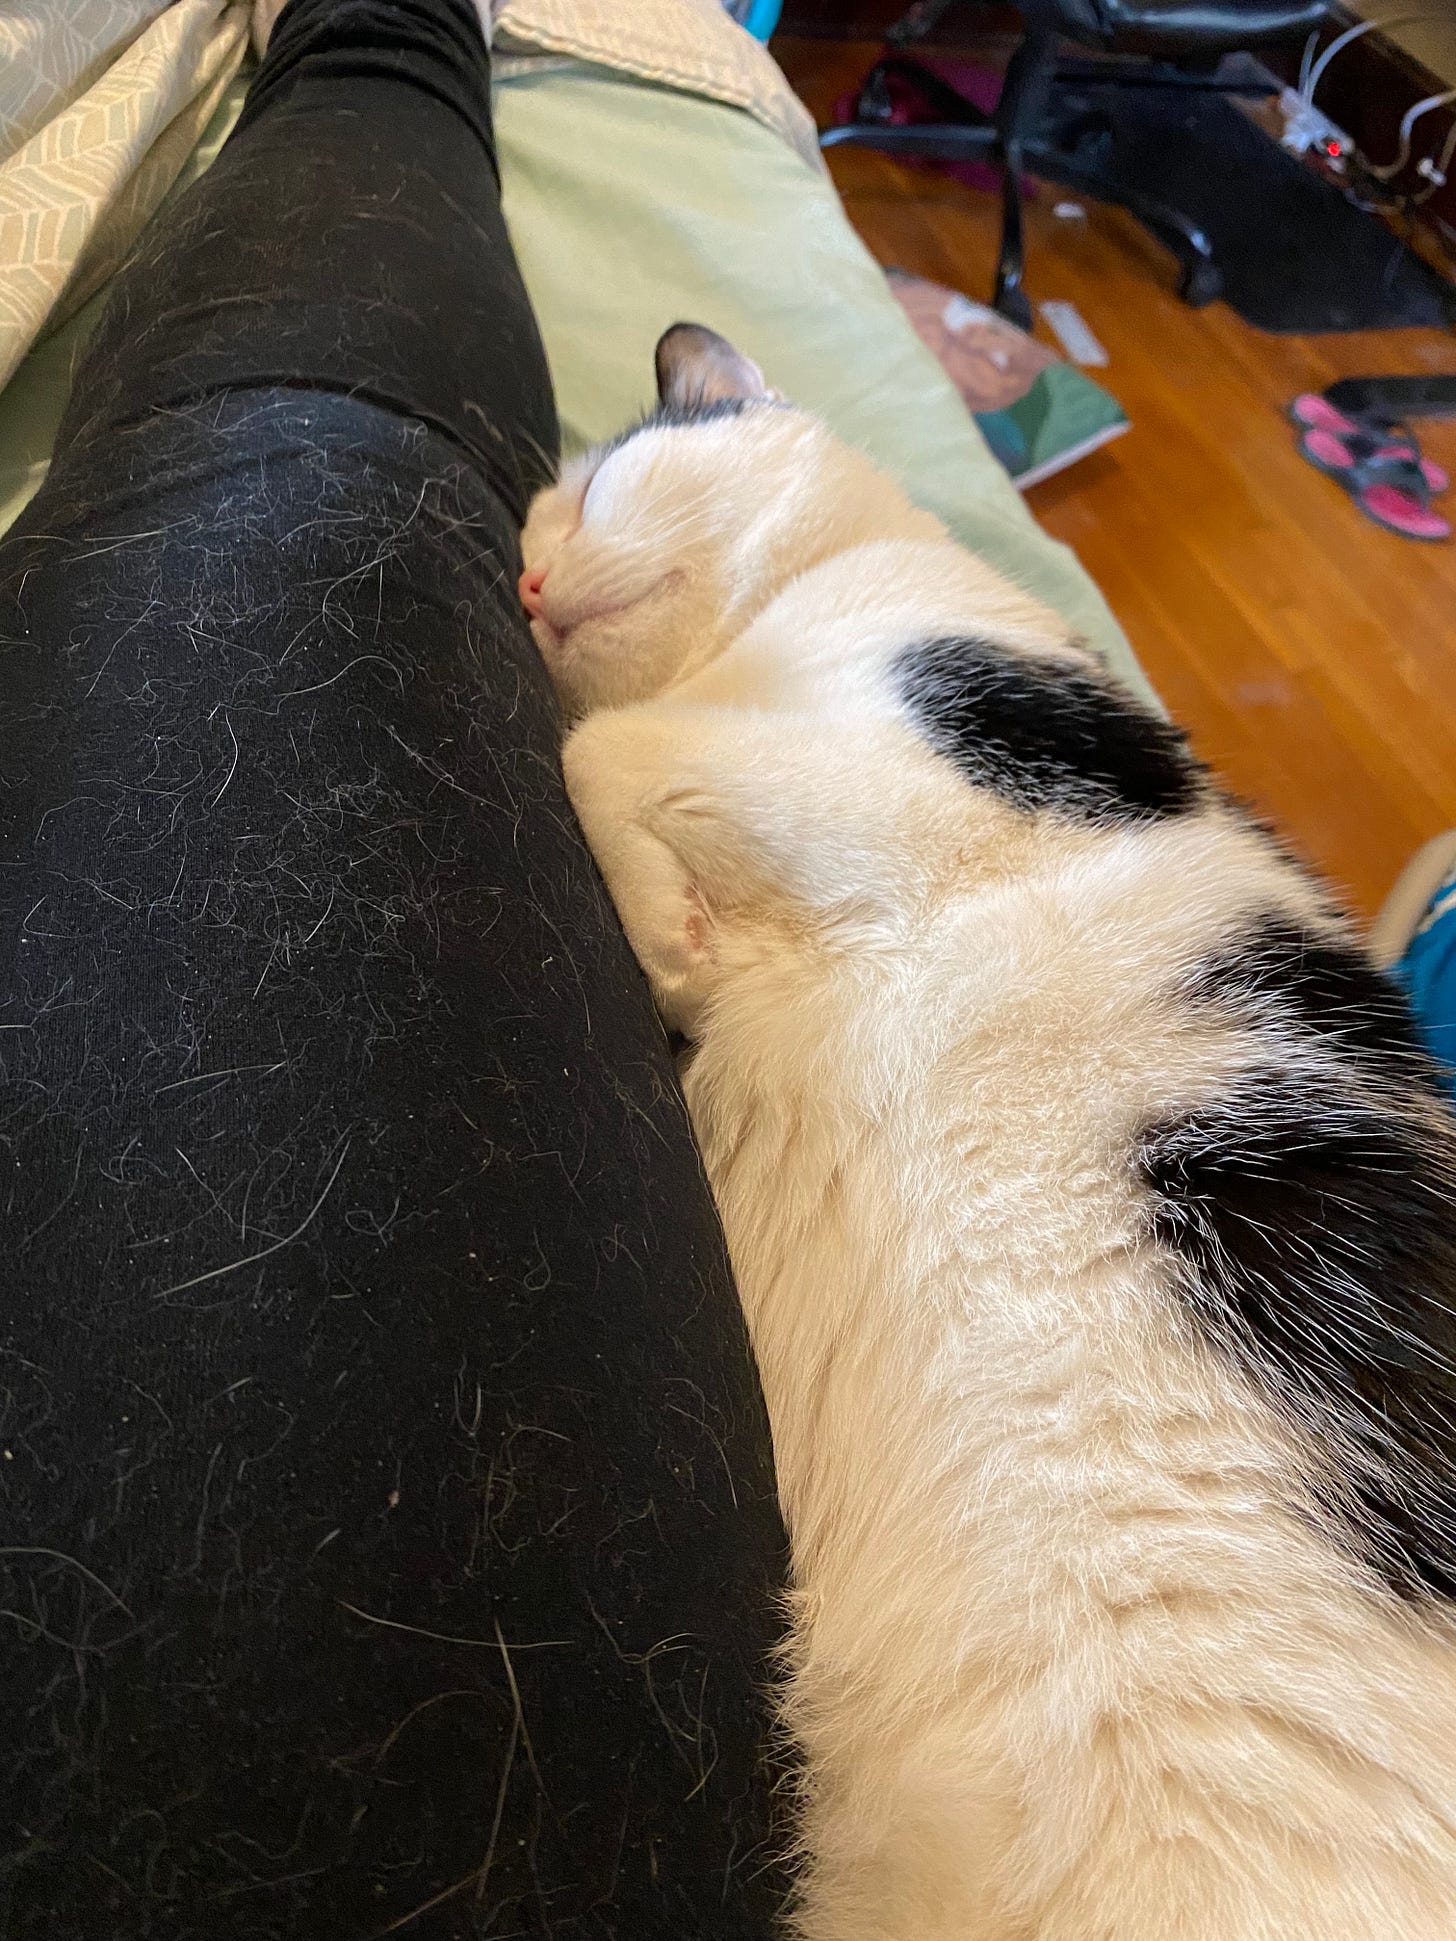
[0,5,786,1935]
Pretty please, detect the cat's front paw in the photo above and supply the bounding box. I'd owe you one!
[562,718,716,1037]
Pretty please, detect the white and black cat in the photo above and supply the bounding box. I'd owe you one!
[520,323,1456,1941]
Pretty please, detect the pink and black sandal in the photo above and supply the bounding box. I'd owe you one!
[1290,392,1450,541]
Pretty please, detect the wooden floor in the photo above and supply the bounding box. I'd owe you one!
[776,36,1456,920]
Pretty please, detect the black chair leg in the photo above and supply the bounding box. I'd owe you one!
[1021,141,1223,306]
[992,32,1056,330]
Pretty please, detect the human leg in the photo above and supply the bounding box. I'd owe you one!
[0,6,786,1936]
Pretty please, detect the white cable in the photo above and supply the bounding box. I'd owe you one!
[1366,86,1456,179]
[1409,111,1456,202]
[1305,16,1389,103]
[1304,13,1450,106]
[1297,27,1320,93]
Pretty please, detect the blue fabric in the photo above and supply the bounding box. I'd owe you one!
[741,0,783,37]
[1395,866,1456,1099]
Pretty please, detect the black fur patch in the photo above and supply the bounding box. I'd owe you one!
[895,635,1204,822]
[1188,916,1440,1081]
[1142,921,1456,1599]
[594,395,764,465]
[649,396,761,433]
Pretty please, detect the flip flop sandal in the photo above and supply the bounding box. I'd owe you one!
[1290,392,1449,495]
[1297,428,1452,540]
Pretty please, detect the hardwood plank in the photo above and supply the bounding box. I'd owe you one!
[774,34,1456,917]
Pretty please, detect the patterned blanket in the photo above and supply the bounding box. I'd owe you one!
[0,0,817,392]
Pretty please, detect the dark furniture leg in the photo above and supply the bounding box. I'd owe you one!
[822,40,1059,328]
[992,31,1057,326]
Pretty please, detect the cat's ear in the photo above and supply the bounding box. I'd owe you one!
[654,322,784,411]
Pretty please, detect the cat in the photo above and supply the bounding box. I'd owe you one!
[518,322,1456,1940]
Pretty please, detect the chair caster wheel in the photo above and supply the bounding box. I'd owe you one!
[1059,111,1113,167]
[1178,261,1222,308]
[855,66,895,125]
[995,285,1034,333]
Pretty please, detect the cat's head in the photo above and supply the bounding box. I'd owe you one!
[519,323,805,714]
[520,325,948,714]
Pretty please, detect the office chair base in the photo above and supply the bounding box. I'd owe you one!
[1179,260,1223,307]
[824,50,1227,323]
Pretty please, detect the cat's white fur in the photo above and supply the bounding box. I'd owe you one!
[520,331,1456,1939]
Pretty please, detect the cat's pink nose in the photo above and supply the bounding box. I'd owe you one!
[518,567,547,620]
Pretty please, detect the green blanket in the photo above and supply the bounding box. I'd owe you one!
[0,59,1149,703]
